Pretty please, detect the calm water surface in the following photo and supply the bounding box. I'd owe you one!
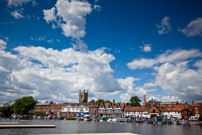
[1,119,202,135]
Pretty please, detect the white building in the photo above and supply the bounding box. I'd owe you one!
[61,103,89,116]
[124,106,149,117]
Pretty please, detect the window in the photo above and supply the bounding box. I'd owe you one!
[184,111,187,114]
[86,108,88,111]
[150,110,152,113]
[196,110,198,113]
[179,107,181,110]
[173,108,175,110]
[156,110,158,113]
[185,115,187,118]
[195,107,198,109]
[168,108,170,110]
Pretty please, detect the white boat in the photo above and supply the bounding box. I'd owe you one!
[112,118,118,122]
[107,118,112,123]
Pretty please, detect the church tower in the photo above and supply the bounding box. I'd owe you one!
[79,89,88,103]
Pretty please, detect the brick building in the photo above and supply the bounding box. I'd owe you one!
[35,101,66,115]
[192,102,202,117]
[35,101,53,114]
[89,104,98,116]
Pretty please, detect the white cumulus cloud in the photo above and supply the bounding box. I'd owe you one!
[127,48,202,102]
[179,17,202,37]
[155,61,202,101]
[142,44,152,52]
[0,39,129,105]
[43,0,94,39]
[127,49,202,69]
[0,39,7,50]
[156,16,172,34]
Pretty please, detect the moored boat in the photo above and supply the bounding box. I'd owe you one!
[83,115,91,121]
[100,117,107,122]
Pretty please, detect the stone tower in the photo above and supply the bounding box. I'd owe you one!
[79,89,88,103]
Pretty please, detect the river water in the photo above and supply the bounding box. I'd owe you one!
[1,119,202,135]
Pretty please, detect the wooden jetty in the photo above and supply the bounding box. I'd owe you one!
[0,122,19,125]
[0,125,56,128]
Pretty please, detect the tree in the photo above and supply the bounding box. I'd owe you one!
[129,96,141,106]
[13,96,37,115]
[105,100,112,103]
[95,99,105,105]
[1,101,13,117]
[89,100,95,104]
[34,110,44,116]
[126,102,132,107]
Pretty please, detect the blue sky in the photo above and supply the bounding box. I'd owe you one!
[0,0,202,105]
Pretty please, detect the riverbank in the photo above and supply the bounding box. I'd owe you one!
[39,133,138,135]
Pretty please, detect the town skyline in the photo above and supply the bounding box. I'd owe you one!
[0,0,202,105]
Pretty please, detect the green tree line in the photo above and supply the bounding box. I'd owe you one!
[89,96,142,106]
[0,96,37,116]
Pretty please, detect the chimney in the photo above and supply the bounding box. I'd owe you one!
[113,99,115,105]
[192,100,194,105]
[143,95,146,106]
[151,98,153,101]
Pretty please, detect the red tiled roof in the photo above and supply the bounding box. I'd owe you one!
[49,103,67,108]
[104,103,110,108]
[124,106,149,112]
[89,104,98,108]
[193,103,200,107]
[148,105,161,111]
[119,103,125,110]
[98,102,126,110]
[160,104,190,112]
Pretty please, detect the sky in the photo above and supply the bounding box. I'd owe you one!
[0,0,202,105]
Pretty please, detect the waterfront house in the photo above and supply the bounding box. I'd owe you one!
[89,104,98,116]
[35,101,53,114]
[124,106,149,117]
[192,102,202,117]
[61,103,89,117]
[149,104,193,119]
[35,101,66,116]
[48,103,67,116]
[148,105,161,117]
[160,104,188,119]
[97,100,125,117]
